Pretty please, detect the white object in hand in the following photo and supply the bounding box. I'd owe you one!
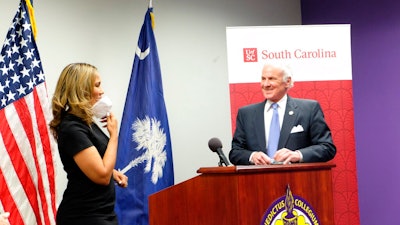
[92,96,113,118]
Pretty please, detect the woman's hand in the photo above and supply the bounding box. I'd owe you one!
[0,212,10,225]
[113,169,128,188]
[100,112,118,138]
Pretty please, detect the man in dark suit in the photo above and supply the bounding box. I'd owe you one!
[229,63,336,165]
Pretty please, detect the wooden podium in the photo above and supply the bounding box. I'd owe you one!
[149,162,335,225]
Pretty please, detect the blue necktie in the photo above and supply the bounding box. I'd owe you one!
[268,103,280,158]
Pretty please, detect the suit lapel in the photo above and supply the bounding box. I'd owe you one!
[279,97,297,148]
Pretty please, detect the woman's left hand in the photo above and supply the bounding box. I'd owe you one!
[113,169,128,188]
[0,212,10,225]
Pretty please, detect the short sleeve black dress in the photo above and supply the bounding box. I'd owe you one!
[56,114,118,225]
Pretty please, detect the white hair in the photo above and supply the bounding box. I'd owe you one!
[262,62,294,88]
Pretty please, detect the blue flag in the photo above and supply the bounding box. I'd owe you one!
[114,6,174,225]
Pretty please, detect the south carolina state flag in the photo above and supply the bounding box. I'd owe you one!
[114,5,174,225]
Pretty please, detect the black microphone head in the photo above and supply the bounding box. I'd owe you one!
[208,137,223,152]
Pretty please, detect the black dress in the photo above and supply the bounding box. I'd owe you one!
[56,114,118,225]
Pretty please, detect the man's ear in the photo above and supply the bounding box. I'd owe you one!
[286,76,292,88]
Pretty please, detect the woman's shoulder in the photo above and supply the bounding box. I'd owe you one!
[59,114,90,132]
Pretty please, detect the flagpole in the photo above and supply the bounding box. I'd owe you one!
[149,0,152,8]
[25,0,37,39]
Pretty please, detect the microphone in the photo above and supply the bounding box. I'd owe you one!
[208,137,230,167]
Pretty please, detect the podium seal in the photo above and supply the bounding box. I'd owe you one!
[260,185,321,225]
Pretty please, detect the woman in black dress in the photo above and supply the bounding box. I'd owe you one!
[49,63,128,225]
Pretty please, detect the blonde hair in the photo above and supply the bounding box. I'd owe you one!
[49,63,98,138]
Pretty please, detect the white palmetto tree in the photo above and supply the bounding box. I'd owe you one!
[122,116,167,184]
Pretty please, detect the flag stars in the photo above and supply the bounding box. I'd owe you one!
[14,14,22,25]
[6,90,15,102]
[36,72,45,81]
[32,58,40,68]
[0,65,8,76]
[8,61,15,71]
[10,34,16,42]
[6,49,12,58]
[20,11,27,19]
[19,38,28,48]
[20,67,30,77]
[16,30,23,39]
[27,34,33,43]
[24,49,34,59]
[16,84,26,96]
[16,56,24,65]
[26,78,34,90]
[11,44,19,54]
[4,79,10,88]
[11,73,20,84]
[0,2,47,109]
[1,96,7,107]
[3,38,10,47]
[22,21,31,31]
[0,82,6,93]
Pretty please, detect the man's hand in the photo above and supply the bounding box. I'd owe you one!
[251,151,274,165]
[273,148,301,164]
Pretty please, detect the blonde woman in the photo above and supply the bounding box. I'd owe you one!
[50,63,127,225]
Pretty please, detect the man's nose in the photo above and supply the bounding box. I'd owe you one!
[262,80,270,87]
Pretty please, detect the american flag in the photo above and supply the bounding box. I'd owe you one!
[0,0,57,224]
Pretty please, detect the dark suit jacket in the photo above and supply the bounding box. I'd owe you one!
[229,96,336,165]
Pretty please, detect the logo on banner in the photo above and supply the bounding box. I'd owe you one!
[260,185,320,225]
[243,48,258,62]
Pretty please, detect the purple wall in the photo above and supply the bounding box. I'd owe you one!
[301,1,400,224]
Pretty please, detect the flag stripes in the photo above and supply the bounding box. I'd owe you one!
[0,1,57,224]
[0,169,26,225]
[0,86,56,224]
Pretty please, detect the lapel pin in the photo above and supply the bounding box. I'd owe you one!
[289,111,294,115]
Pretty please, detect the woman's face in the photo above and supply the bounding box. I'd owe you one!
[90,72,104,106]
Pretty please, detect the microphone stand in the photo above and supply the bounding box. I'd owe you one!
[218,157,228,167]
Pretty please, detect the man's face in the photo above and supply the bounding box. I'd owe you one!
[260,65,291,102]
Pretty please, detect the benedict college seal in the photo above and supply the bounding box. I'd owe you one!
[260,185,321,225]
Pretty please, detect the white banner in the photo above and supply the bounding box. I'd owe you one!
[226,24,352,83]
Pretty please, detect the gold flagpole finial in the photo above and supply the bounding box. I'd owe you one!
[149,0,155,29]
